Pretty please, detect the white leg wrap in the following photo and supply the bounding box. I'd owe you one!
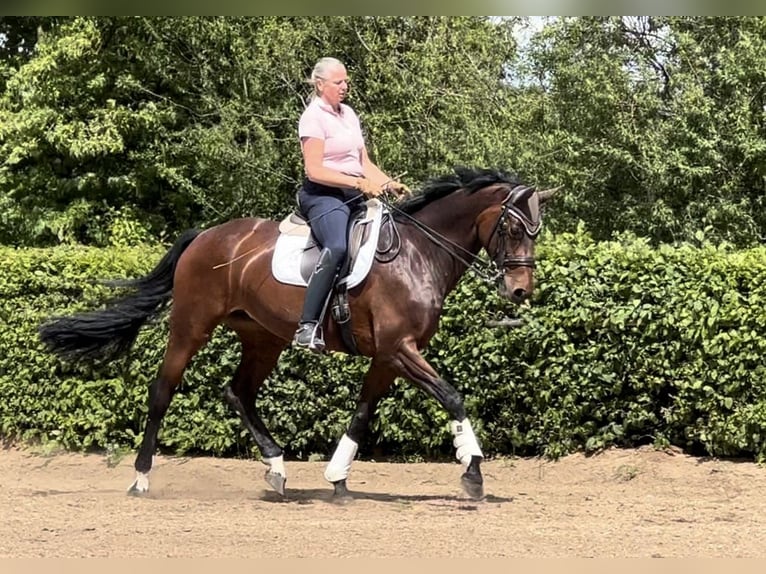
[451,418,483,468]
[324,434,358,483]
[263,455,286,477]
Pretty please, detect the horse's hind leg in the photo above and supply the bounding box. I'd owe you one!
[222,332,288,495]
[326,360,396,499]
[128,322,215,495]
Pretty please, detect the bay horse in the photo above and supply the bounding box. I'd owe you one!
[39,167,556,501]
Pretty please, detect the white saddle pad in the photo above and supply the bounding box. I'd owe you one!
[271,198,384,288]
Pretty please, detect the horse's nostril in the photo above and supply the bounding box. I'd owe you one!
[512,288,528,301]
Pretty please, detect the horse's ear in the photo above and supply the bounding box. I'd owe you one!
[518,185,535,202]
[509,184,534,204]
[537,186,562,204]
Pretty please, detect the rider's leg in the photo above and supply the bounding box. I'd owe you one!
[293,191,350,352]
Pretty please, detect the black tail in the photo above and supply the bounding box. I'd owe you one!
[39,229,201,363]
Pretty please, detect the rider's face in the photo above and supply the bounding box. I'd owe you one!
[318,65,349,110]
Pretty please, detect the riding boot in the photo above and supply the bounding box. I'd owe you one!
[293,248,340,352]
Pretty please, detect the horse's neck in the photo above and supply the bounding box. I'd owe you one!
[399,202,483,296]
[414,196,485,256]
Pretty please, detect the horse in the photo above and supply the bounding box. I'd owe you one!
[39,166,556,501]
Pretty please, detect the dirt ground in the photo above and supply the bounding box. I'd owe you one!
[1,444,765,558]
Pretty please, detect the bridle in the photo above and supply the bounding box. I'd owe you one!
[379,183,542,285]
[487,185,541,271]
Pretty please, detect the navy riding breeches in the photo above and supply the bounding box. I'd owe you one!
[298,181,364,270]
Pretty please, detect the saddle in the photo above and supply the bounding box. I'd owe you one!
[271,198,387,354]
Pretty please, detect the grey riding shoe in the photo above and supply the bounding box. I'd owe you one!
[292,321,325,353]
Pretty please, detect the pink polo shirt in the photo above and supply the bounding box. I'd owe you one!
[298,97,365,176]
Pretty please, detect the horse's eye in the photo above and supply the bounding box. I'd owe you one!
[509,222,524,239]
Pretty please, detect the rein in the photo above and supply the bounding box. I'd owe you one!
[380,184,539,285]
[382,200,501,283]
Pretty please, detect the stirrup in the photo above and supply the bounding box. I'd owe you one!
[292,322,325,352]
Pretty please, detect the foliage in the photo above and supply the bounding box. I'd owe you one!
[515,16,766,245]
[4,15,766,464]
[3,236,766,462]
[0,16,520,247]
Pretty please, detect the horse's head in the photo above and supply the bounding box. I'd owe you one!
[477,184,557,303]
[393,167,557,304]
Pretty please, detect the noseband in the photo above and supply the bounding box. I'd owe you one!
[490,185,541,270]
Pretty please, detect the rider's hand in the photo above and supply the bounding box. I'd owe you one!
[384,181,412,198]
[355,178,383,198]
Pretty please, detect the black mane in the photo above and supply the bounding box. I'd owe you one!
[396,167,522,216]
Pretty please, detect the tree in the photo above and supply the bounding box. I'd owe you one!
[0,16,521,246]
[514,16,766,245]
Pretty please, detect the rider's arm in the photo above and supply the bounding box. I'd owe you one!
[302,137,364,190]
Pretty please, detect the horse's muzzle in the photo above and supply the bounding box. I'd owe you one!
[500,270,533,304]
[510,287,529,303]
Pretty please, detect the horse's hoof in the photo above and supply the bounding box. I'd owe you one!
[127,473,150,496]
[331,492,354,505]
[127,481,149,497]
[331,479,353,503]
[264,471,286,496]
[460,474,485,501]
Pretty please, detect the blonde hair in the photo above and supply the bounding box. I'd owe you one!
[307,57,345,100]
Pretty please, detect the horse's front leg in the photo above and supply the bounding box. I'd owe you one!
[325,361,396,499]
[395,339,485,500]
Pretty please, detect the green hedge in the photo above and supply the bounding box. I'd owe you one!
[2,230,766,461]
